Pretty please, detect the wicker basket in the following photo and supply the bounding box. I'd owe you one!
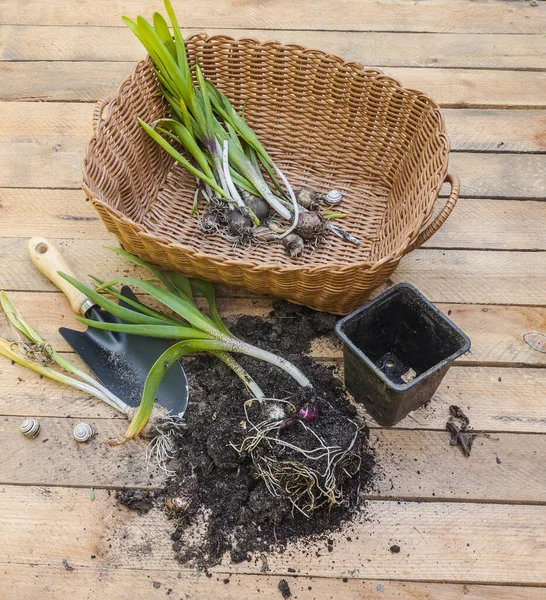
[83,35,459,315]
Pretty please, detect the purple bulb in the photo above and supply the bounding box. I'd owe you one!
[298,403,318,422]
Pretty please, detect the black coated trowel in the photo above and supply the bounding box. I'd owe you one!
[28,237,188,418]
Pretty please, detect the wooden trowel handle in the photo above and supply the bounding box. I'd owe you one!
[28,237,93,316]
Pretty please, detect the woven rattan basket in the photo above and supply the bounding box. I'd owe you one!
[84,35,459,315]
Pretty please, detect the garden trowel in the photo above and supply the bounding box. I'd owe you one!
[28,237,188,418]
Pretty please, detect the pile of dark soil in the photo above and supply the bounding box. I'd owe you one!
[118,301,376,567]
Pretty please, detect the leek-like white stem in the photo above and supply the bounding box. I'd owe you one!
[244,168,292,220]
[1,293,130,414]
[211,141,233,206]
[0,340,130,415]
[272,164,300,239]
[191,337,312,388]
[221,140,247,211]
[214,351,265,398]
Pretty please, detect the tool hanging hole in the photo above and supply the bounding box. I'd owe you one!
[36,243,49,254]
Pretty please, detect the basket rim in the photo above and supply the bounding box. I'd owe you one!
[83,33,451,274]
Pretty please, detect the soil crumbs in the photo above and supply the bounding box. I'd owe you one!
[117,301,377,568]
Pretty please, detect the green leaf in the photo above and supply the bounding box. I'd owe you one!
[177,97,195,136]
[163,0,190,79]
[90,488,96,502]
[136,16,188,100]
[89,276,181,325]
[94,277,221,335]
[167,272,195,304]
[152,12,176,57]
[323,210,346,220]
[138,119,228,198]
[104,246,178,293]
[58,273,168,326]
[75,318,212,340]
[255,148,283,193]
[207,81,270,162]
[124,340,200,439]
[225,122,244,152]
[0,291,44,344]
[155,119,214,179]
[229,168,260,196]
[195,63,214,133]
[190,279,230,335]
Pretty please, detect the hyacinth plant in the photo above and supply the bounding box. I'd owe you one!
[56,247,363,514]
[0,293,136,420]
[122,0,359,256]
[124,0,297,227]
[58,247,312,442]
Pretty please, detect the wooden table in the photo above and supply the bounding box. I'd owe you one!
[1,1,546,598]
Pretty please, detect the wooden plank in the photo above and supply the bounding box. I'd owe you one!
[2,137,545,197]
[2,0,544,33]
[0,357,124,419]
[0,190,106,240]
[3,62,546,108]
[422,198,546,251]
[393,367,546,433]
[0,417,163,488]
[1,292,545,367]
[4,102,546,155]
[4,565,546,600]
[310,303,546,368]
[2,189,546,250]
[3,106,545,196]
[370,430,546,503]
[2,413,545,503]
[2,486,545,584]
[436,152,546,199]
[388,248,546,306]
[2,357,545,434]
[443,110,546,153]
[3,26,546,71]
[1,239,545,305]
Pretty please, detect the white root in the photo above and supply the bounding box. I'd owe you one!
[230,399,362,515]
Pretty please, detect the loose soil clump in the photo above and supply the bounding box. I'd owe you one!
[118,301,377,567]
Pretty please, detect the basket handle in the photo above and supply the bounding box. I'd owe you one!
[93,95,115,131]
[408,173,460,251]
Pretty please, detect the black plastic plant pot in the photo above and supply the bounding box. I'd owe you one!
[335,283,471,426]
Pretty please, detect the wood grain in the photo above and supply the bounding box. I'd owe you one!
[4,102,546,155]
[2,358,545,434]
[2,486,545,584]
[370,430,546,503]
[1,237,545,304]
[447,153,546,199]
[3,26,546,71]
[3,414,544,503]
[0,417,162,488]
[2,189,546,250]
[4,564,546,600]
[4,61,546,108]
[3,104,545,195]
[1,292,545,367]
[3,144,544,197]
[2,0,544,33]
[0,358,124,419]
[2,0,546,594]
